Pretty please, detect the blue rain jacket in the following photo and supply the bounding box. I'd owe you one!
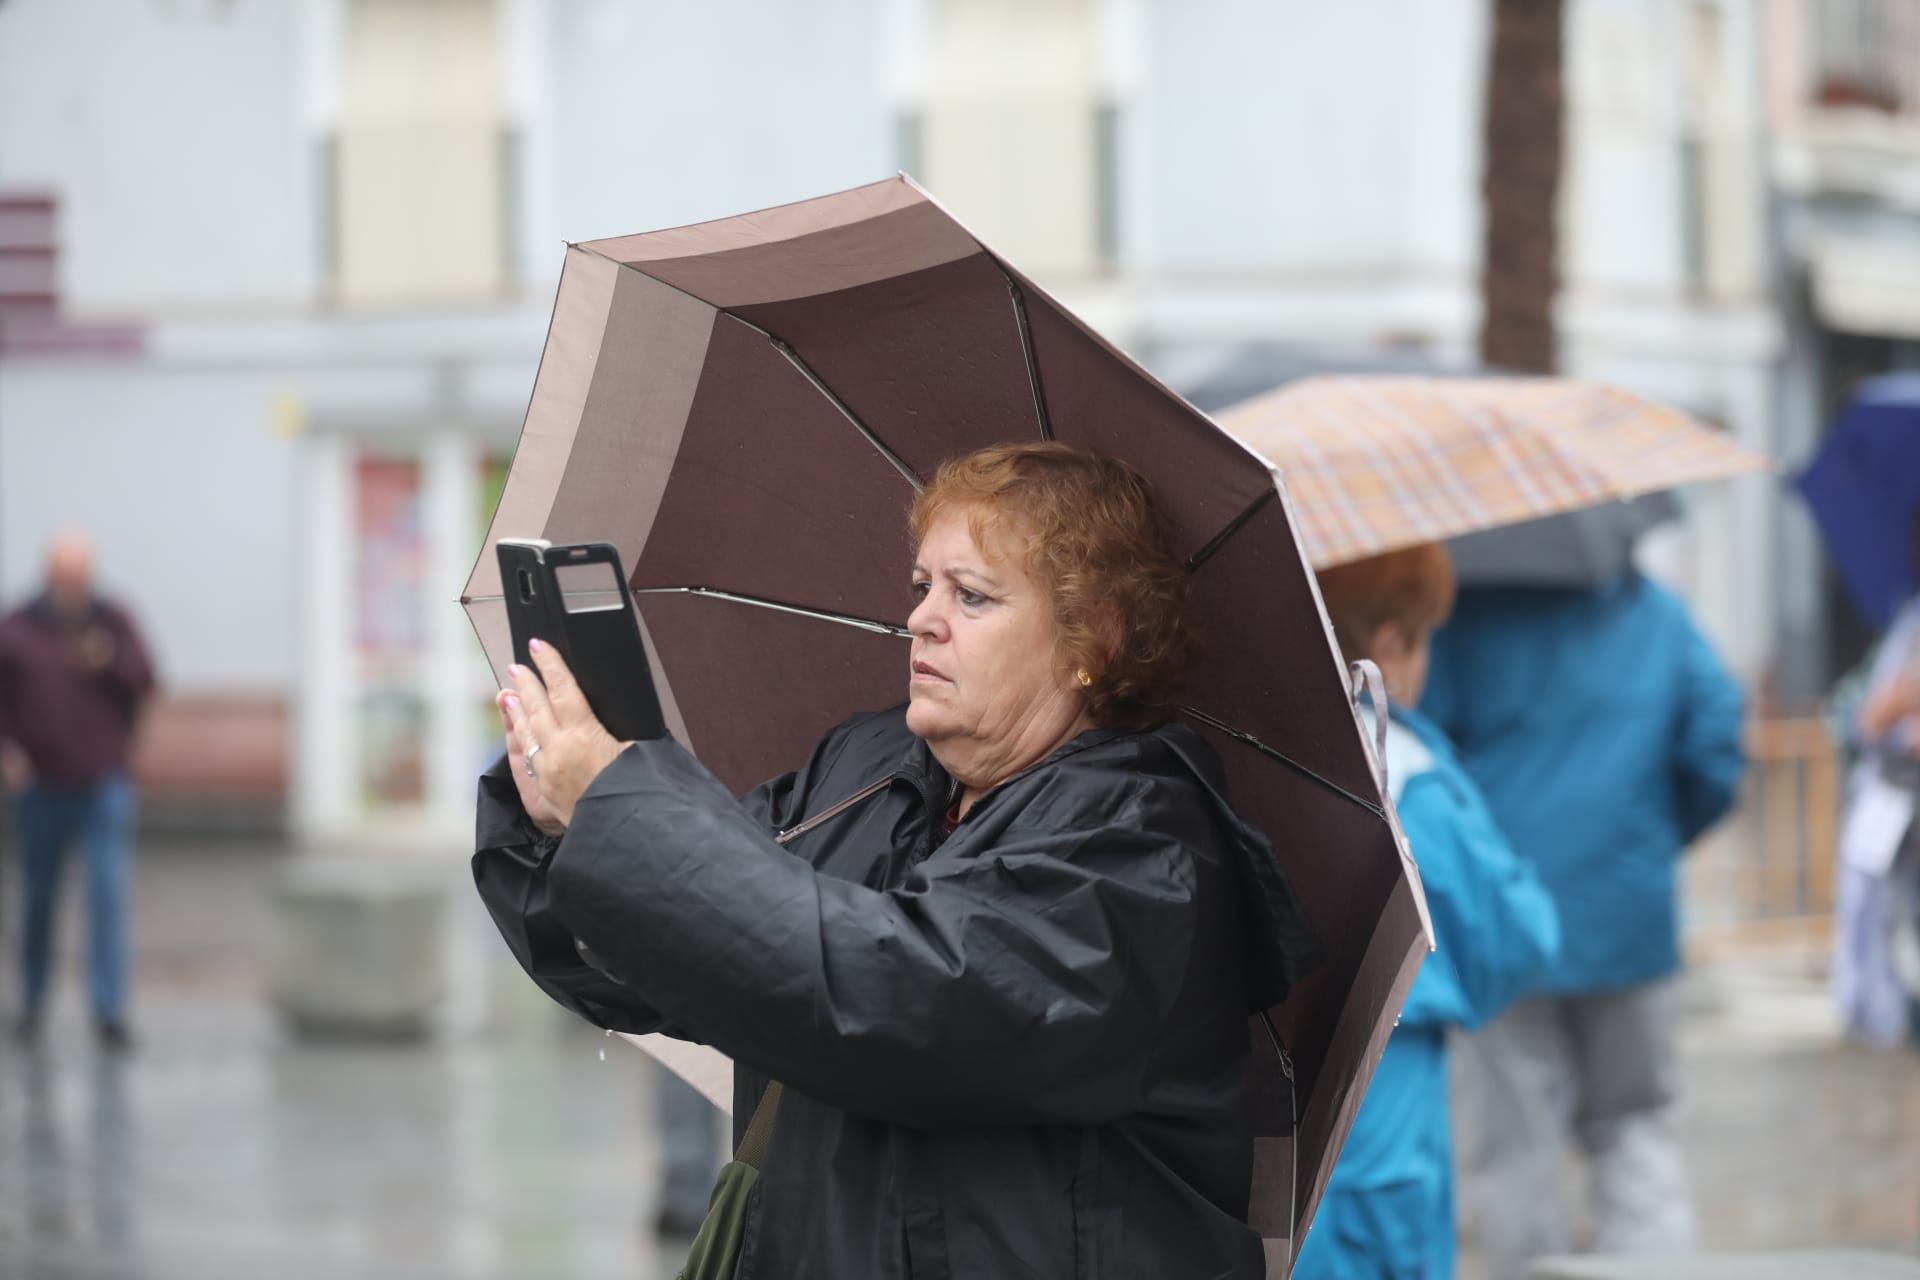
[1295,707,1559,1280]
[1420,571,1745,995]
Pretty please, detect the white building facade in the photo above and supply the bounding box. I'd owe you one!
[0,0,1800,843]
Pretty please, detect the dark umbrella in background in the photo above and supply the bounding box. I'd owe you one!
[1181,343,1462,417]
[1444,491,1680,589]
[463,176,1429,1273]
[1798,374,1920,630]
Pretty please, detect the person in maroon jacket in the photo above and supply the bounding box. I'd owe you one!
[0,533,155,1049]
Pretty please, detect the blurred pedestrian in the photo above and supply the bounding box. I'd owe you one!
[1420,567,1744,1280]
[0,533,156,1049]
[1294,545,1559,1280]
[1830,514,1920,1046]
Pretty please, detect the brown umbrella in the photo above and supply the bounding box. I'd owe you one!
[461,176,1429,1272]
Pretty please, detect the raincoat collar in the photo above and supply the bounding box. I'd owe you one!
[884,712,1319,1006]
[891,720,1139,814]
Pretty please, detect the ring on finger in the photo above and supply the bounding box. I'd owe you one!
[524,742,543,779]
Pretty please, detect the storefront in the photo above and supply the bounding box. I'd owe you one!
[293,422,517,846]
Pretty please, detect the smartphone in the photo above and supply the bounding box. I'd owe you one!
[495,538,668,742]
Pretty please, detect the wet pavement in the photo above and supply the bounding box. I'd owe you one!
[1456,954,1920,1272]
[0,841,686,1280]
[0,841,1916,1278]
[1666,960,1920,1258]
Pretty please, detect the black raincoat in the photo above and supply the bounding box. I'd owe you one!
[474,705,1317,1279]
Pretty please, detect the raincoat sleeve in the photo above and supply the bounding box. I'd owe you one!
[472,725,838,1037]
[1394,763,1559,1030]
[471,755,678,1034]
[1670,610,1745,845]
[546,737,1235,1130]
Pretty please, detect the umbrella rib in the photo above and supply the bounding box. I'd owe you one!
[1180,704,1386,819]
[1004,279,1054,441]
[1182,488,1277,573]
[723,313,924,492]
[631,586,912,637]
[464,588,909,637]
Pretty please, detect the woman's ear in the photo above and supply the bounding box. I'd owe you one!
[1086,600,1125,674]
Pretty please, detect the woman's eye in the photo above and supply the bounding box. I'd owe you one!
[957,587,986,607]
[910,580,930,600]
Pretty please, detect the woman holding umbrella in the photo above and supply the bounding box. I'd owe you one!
[475,443,1318,1279]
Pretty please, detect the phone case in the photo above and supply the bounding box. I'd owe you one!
[496,539,669,743]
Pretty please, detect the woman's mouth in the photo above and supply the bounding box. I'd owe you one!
[911,660,949,683]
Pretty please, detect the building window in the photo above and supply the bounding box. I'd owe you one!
[329,0,507,305]
[914,0,1115,278]
[1810,0,1920,114]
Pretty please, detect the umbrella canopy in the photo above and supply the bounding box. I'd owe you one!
[1214,375,1768,569]
[1797,373,1920,630]
[462,176,1427,1269]
[1445,491,1681,589]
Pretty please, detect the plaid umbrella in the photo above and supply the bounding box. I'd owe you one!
[462,176,1428,1274]
[1214,375,1769,569]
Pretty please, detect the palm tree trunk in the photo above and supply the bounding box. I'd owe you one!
[1479,0,1565,374]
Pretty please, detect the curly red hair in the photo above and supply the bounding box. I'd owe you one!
[908,443,1197,729]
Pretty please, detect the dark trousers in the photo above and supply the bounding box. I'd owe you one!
[13,776,135,1022]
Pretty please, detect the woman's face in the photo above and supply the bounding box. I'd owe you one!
[905,507,1090,787]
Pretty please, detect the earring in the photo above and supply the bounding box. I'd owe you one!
[1076,667,1093,688]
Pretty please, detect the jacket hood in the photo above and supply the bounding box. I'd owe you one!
[1151,722,1325,1010]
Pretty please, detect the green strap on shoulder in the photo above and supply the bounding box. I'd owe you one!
[671,1082,785,1280]
[735,1081,783,1170]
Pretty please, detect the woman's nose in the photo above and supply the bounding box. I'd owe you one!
[907,593,945,640]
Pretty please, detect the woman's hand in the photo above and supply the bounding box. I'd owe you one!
[496,688,565,836]
[500,639,629,832]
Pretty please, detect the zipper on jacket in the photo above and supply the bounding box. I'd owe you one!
[775,775,894,846]
[913,773,965,858]
[1259,1012,1301,1261]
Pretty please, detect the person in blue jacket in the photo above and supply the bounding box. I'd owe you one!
[1295,544,1560,1280]
[1419,568,1745,1280]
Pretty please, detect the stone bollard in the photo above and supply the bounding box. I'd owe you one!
[268,855,451,1040]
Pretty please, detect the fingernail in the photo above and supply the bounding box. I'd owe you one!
[529,637,546,653]
[509,664,527,679]
[503,693,518,709]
